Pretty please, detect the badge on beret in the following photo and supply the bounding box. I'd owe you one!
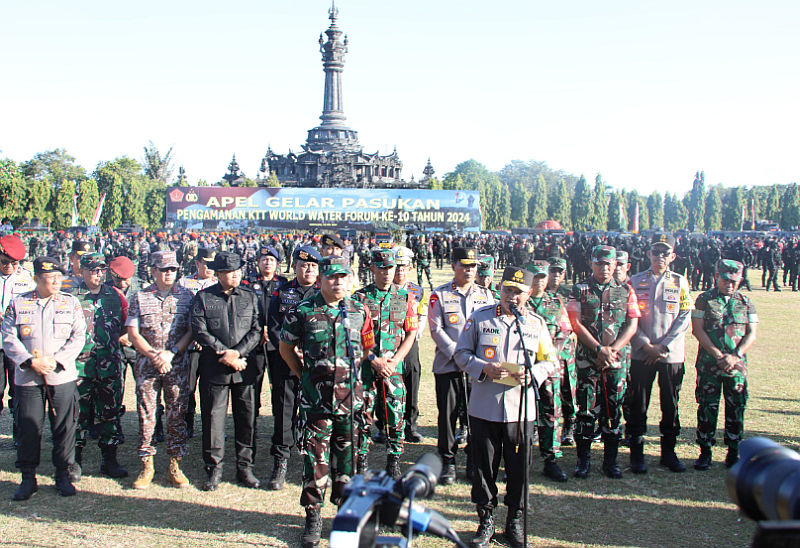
[299,250,309,260]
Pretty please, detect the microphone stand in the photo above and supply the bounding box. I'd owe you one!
[339,300,358,476]
[510,304,539,548]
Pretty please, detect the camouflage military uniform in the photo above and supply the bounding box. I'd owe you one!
[692,288,757,450]
[280,292,374,508]
[353,284,417,458]
[73,282,128,448]
[569,277,640,442]
[415,241,434,290]
[528,290,571,462]
[126,283,194,457]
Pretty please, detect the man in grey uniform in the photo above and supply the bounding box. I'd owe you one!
[429,247,495,484]
[628,233,693,473]
[455,266,558,548]
[2,257,86,500]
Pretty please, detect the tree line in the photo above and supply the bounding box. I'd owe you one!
[1,147,798,232]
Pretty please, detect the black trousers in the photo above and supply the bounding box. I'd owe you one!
[435,371,469,461]
[199,379,256,470]
[401,339,421,433]
[14,381,78,471]
[186,350,200,417]
[0,350,15,414]
[626,360,684,444]
[267,350,299,459]
[470,416,534,509]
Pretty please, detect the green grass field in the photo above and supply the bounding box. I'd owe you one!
[1,266,798,548]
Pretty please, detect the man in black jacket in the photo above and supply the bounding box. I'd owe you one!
[191,251,261,491]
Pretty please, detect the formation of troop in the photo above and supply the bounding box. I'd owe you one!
[0,225,763,548]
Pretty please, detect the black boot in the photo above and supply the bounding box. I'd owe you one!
[561,419,575,446]
[69,446,83,483]
[268,456,288,490]
[54,468,76,497]
[574,440,591,479]
[185,413,195,439]
[12,470,38,501]
[100,445,129,478]
[440,459,456,485]
[505,506,525,548]
[472,505,495,547]
[372,428,387,444]
[302,506,323,548]
[356,454,368,476]
[601,439,622,479]
[660,436,686,472]
[236,467,261,489]
[630,439,647,474]
[203,466,223,491]
[542,459,568,482]
[455,425,467,445]
[386,454,401,480]
[725,446,739,468]
[694,446,712,471]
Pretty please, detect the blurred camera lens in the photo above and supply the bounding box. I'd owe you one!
[727,437,800,521]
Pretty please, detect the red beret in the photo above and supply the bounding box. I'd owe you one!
[109,256,135,279]
[0,235,25,261]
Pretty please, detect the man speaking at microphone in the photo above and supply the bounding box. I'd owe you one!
[455,267,558,548]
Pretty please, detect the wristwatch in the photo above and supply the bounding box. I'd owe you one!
[595,344,602,354]
[171,345,180,355]
[734,348,743,359]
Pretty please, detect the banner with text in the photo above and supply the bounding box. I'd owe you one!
[166,187,481,232]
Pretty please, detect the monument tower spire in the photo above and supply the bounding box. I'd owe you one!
[306,1,360,152]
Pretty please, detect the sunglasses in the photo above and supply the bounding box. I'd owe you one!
[650,250,671,257]
[158,267,179,273]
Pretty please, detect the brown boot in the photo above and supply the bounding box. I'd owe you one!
[132,456,155,490]
[168,457,190,488]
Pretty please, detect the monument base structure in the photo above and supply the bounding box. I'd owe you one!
[166,187,481,232]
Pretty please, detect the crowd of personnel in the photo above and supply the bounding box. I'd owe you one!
[0,226,767,547]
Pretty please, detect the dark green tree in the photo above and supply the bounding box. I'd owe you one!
[591,174,608,231]
[763,184,781,222]
[0,158,26,226]
[688,171,705,231]
[647,191,664,229]
[509,180,529,227]
[77,178,99,225]
[53,180,77,230]
[527,174,548,227]
[780,184,800,229]
[571,175,593,230]
[721,186,745,230]
[607,192,626,230]
[549,179,571,230]
[663,193,688,231]
[704,186,723,231]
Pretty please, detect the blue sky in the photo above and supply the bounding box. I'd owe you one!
[1,1,798,195]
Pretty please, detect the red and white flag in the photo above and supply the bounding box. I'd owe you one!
[90,193,106,226]
[632,202,640,234]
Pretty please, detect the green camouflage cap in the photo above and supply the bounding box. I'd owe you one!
[320,255,351,277]
[526,260,549,276]
[616,250,630,264]
[591,245,617,263]
[477,254,495,276]
[371,249,396,268]
[547,257,567,271]
[80,252,107,270]
[717,259,743,281]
